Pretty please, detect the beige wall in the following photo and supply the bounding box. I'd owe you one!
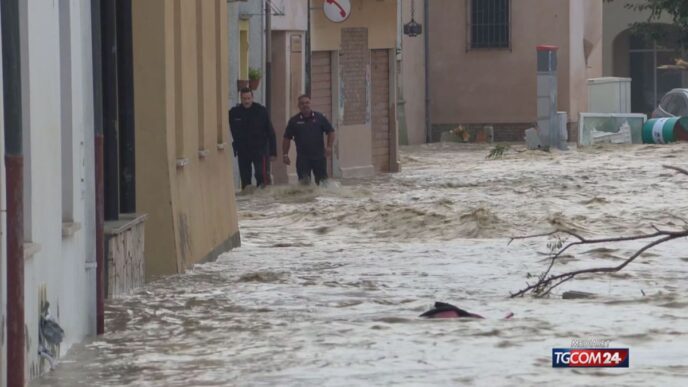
[133,0,239,278]
[338,123,373,176]
[429,0,563,125]
[311,0,397,51]
[569,0,603,118]
[400,0,426,145]
[426,0,602,132]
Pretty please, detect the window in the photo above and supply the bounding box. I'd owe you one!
[469,0,510,49]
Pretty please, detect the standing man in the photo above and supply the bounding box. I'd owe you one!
[229,87,277,190]
[282,94,335,185]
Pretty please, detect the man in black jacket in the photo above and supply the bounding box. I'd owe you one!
[229,88,277,189]
[282,94,335,185]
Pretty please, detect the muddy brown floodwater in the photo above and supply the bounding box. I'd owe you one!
[35,143,688,386]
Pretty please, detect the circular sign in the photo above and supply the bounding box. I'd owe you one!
[323,0,351,23]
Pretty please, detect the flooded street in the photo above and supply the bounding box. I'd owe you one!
[35,143,688,386]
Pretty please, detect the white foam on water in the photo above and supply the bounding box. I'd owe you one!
[35,143,688,386]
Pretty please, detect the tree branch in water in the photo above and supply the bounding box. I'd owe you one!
[511,164,688,297]
[510,228,688,298]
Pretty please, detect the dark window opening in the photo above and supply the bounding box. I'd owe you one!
[470,0,510,49]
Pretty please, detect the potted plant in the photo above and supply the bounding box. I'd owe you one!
[248,67,262,90]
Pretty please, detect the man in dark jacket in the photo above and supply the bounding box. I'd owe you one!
[229,88,277,189]
[282,94,335,185]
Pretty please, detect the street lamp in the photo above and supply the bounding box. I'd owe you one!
[403,0,422,37]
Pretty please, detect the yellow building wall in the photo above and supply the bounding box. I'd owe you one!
[133,0,239,278]
[239,20,249,80]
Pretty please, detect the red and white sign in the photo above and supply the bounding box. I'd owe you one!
[323,0,351,23]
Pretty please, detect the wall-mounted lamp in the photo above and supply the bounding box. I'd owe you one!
[403,0,422,37]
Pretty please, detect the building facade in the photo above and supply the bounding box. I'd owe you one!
[398,0,426,145]
[603,0,688,115]
[308,0,400,177]
[2,0,98,381]
[1,0,242,383]
[403,0,603,143]
[228,0,400,183]
[268,0,308,184]
[132,0,241,278]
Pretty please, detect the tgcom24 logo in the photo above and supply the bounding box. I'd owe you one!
[552,339,629,368]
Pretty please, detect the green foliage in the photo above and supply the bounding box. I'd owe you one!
[606,0,688,45]
[248,67,262,81]
[486,144,510,160]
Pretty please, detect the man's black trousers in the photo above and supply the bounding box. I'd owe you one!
[296,157,327,185]
[238,152,270,189]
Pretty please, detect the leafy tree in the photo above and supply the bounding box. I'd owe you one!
[607,0,688,46]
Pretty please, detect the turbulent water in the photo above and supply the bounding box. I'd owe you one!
[34,143,688,386]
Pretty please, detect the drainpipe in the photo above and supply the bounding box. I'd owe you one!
[91,0,106,335]
[305,0,311,96]
[265,0,272,115]
[1,0,26,384]
[423,0,431,143]
[101,0,119,222]
[117,0,135,214]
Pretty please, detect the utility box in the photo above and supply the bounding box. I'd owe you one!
[587,77,631,113]
[537,45,565,149]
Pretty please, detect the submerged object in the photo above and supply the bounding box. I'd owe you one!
[419,302,485,319]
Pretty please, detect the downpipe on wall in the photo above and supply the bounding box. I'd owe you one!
[91,0,106,335]
[423,0,431,143]
[2,0,26,384]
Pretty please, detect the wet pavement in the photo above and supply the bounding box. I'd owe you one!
[34,143,688,386]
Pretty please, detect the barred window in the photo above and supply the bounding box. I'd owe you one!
[469,0,510,49]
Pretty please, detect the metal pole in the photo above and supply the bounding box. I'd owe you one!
[101,0,119,221]
[265,0,272,115]
[423,0,431,143]
[91,0,106,335]
[2,0,26,383]
[117,0,135,214]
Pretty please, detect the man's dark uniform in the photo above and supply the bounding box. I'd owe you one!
[229,102,276,189]
[284,111,334,185]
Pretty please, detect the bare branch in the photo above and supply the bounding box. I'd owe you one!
[510,229,688,298]
[511,164,688,297]
[663,165,688,176]
[668,214,688,225]
[508,230,563,245]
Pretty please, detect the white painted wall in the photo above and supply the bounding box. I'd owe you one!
[60,0,97,349]
[19,0,96,380]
